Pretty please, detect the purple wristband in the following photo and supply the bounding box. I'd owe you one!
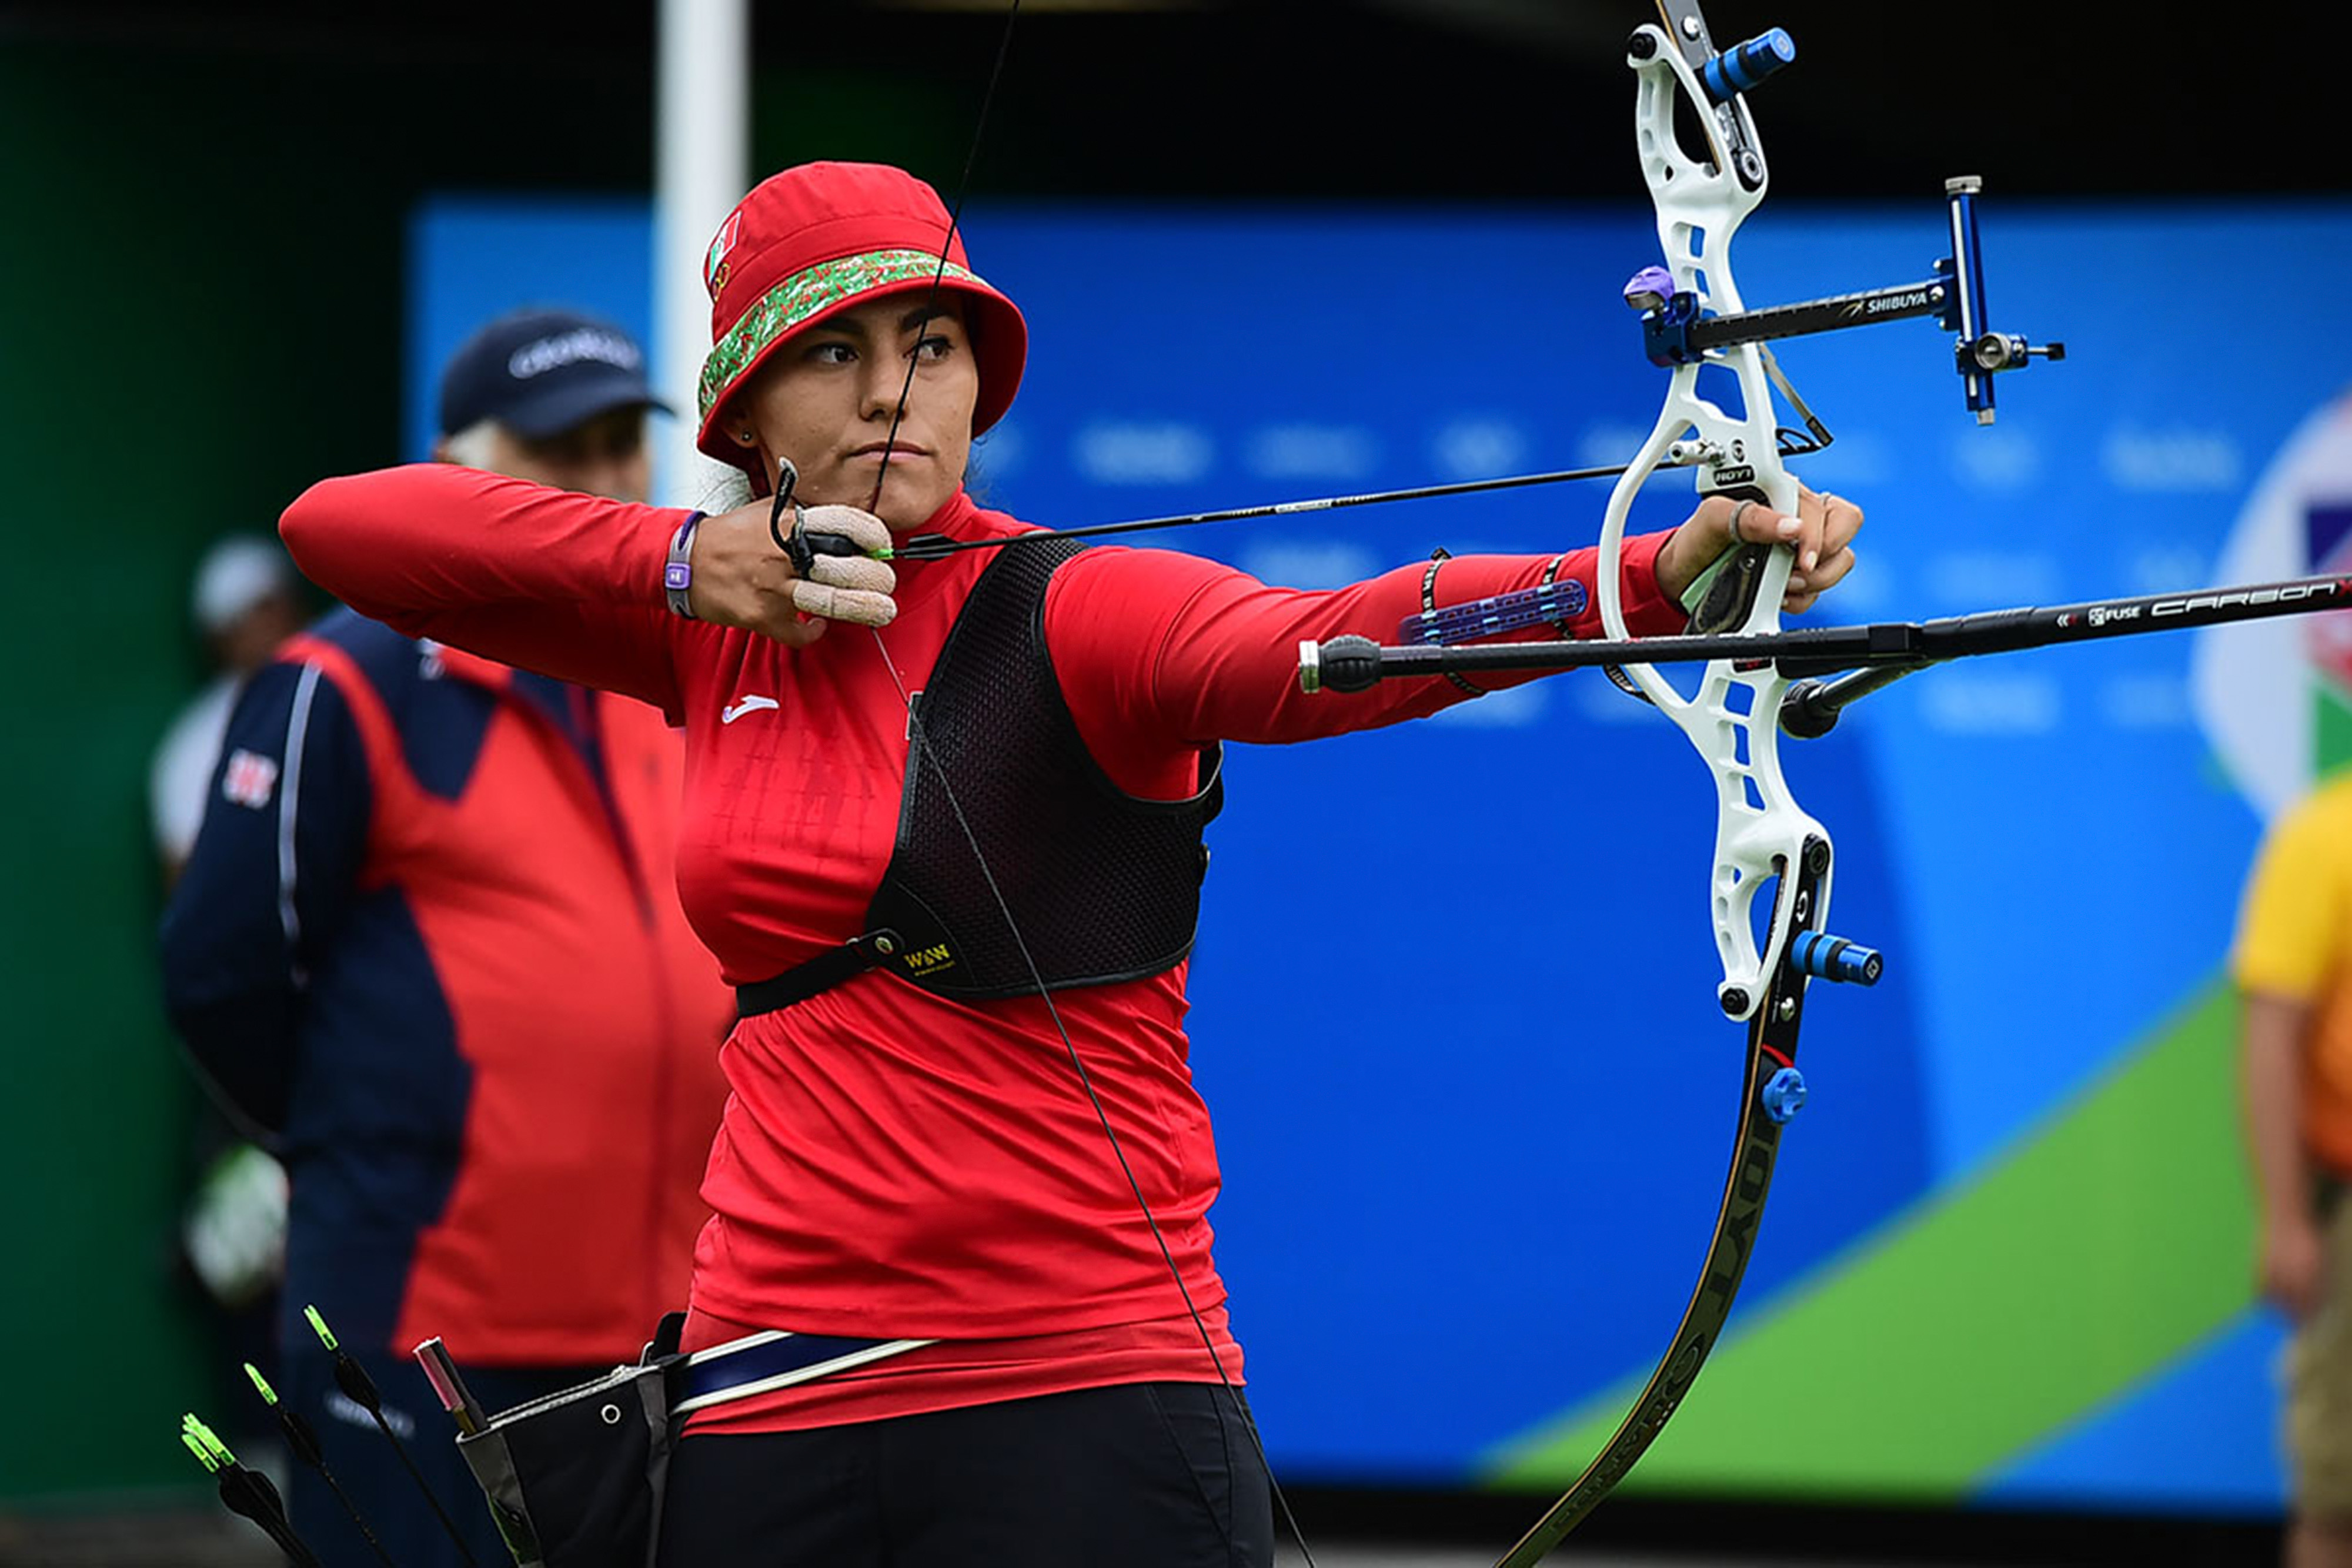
[664,512,703,618]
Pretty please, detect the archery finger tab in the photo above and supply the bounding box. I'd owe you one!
[797,531,865,561]
[779,506,815,576]
[803,502,893,550]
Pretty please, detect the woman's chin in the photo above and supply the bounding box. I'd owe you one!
[874,484,957,534]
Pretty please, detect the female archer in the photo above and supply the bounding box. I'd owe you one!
[280,159,1860,1567]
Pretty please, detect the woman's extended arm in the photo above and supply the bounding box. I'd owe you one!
[280,464,692,712]
[1049,530,1685,801]
[1053,490,1862,793]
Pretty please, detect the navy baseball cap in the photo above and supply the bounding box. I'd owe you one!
[437,307,670,439]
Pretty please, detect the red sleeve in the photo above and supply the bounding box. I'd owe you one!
[1047,529,1685,797]
[279,464,691,714]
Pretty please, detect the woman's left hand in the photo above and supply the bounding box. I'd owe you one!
[1652,484,1863,616]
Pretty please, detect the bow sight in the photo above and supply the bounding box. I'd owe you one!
[1626,175,2066,425]
[1628,8,2063,426]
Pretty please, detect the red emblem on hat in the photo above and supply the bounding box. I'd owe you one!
[705,209,744,300]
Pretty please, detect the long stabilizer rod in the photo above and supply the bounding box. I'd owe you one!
[1297,572,2350,699]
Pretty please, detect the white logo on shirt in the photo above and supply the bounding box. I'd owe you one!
[721,696,780,725]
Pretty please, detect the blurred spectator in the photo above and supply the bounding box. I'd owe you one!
[160,307,732,1567]
[152,536,306,1462]
[150,534,306,885]
[2237,771,2352,1568]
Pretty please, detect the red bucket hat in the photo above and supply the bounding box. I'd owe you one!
[695,161,1028,484]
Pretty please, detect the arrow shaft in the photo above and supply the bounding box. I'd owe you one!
[889,459,1672,560]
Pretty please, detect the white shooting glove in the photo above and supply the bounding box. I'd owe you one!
[785,503,898,628]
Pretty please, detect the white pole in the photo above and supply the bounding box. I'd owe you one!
[654,0,751,509]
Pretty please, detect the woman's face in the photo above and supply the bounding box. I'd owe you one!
[737,293,978,532]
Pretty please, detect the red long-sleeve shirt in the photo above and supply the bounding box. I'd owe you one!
[281,464,1685,1427]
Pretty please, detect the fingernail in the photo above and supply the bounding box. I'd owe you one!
[1786,575,1808,594]
[1801,548,1818,572]
[1777,516,1802,539]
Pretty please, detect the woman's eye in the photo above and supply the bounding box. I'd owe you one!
[808,342,855,365]
[915,335,954,362]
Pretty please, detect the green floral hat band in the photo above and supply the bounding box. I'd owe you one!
[697,249,985,421]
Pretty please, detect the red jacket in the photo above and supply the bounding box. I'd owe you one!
[162,607,734,1366]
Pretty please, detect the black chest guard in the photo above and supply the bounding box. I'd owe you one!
[737,537,1224,1015]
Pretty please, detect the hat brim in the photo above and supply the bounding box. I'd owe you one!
[696,249,1027,481]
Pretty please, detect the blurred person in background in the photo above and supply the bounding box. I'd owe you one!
[2239,771,2352,1568]
[152,533,309,1465]
[151,534,307,887]
[161,307,733,1567]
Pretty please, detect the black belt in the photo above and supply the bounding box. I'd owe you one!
[737,929,903,1018]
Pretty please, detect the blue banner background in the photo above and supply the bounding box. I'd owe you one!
[412,195,2352,1510]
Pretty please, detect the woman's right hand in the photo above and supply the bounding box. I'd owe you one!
[687,500,898,647]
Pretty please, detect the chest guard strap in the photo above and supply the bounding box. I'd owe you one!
[737,537,1222,1017]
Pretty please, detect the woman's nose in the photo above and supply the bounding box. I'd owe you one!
[860,357,910,420]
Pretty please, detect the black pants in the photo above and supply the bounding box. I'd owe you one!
[657,1381,1274,1567]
